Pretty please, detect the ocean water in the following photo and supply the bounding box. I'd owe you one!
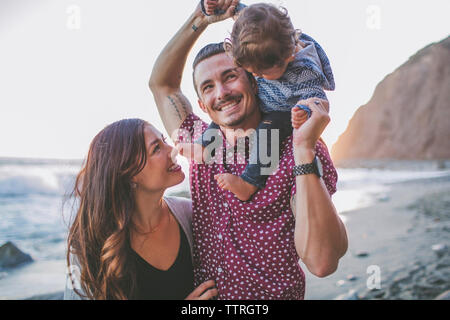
[0,157,449,299]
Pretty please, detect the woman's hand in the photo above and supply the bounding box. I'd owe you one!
[185,280,218,300]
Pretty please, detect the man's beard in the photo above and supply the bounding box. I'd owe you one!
[223,112,247,127]
[213,94,247,127]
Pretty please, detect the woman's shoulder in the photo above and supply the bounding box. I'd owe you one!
[164,196,194,254]
[164,196,192,221]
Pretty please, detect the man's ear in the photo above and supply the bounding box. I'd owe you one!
[198,99,207,113]
[250,76,258,94]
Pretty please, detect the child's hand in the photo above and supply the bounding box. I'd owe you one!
[203,0,239,24]
[292,105,309,129]
[175,142,205,164]
[204,0,218,15]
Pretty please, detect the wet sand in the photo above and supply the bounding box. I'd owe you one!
[303,175,450,300]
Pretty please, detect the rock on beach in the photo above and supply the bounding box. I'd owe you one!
[0,241,33,269]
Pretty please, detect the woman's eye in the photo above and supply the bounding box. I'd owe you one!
[152,144,160,154]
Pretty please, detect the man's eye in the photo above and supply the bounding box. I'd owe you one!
[226,74,236,80]
[202,85,213,92]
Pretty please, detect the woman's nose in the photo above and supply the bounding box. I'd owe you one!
[168,144,178,162]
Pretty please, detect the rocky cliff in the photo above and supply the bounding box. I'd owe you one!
[332,36,450,166]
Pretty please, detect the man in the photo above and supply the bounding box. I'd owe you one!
[149,0,347,299]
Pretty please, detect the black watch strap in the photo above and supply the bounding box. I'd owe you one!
[293,162,316,176]
[293,155,322,178]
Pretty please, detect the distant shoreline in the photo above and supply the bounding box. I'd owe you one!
[0,157,83,166]
[334,159,450,171]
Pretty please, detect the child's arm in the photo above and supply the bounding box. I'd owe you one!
[176,142,205,164]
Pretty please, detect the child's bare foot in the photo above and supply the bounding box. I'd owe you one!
[214,173,258,201]
[291,106,309,129]
[204,0,218,15]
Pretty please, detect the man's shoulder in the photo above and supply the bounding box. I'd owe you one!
[178,113,209,142]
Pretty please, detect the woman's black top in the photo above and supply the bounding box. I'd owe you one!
[132,223,194,300]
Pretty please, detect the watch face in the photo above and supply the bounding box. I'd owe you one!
[316,156,323,177]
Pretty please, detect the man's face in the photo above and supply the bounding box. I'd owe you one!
[194,53,259,129]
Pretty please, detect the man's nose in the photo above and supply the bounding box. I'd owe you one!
[217,83,231,101]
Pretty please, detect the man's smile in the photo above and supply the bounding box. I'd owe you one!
[214,95,243,112]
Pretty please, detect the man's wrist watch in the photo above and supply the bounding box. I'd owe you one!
[293,155,323,178]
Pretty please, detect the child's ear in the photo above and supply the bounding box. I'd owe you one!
[286,54,296,63]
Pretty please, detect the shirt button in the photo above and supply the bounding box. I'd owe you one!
[218,267,223,274]
[223,202,228,208]
[218,234,223,240]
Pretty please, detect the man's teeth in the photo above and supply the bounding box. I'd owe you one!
[220,98,241,111]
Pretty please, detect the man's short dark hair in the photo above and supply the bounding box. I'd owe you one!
[192,42,225,97]
[193,42,226,71]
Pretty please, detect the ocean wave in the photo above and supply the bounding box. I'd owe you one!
[0,163,80,197]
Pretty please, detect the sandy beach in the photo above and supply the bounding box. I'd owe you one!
[303,174,450,300]
[1,168,449,300]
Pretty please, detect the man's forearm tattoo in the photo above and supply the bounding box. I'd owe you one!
[167,95,183,120]
[167,93,190,121]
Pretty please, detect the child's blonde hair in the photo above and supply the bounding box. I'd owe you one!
[225,3,300,71]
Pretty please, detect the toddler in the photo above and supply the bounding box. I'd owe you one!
[198,1,335,201]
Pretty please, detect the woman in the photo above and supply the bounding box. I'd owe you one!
[64,118,217,300]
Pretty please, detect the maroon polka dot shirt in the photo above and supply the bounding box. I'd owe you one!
[178,113,337,300]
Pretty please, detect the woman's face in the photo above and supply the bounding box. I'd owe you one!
[132,125,184,192]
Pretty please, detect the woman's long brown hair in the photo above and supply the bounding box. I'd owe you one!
[66,119,149,299]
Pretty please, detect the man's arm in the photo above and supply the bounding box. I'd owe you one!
[290,98,348,278]
[148,0,238,139]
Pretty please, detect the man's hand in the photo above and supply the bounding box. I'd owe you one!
[203,0,218,15]
[291,98,330,163]
[202,0,239,25]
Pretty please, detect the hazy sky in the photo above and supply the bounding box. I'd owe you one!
[0,0,449,159]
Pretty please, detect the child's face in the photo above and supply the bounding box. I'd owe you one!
[244,55,295,80]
